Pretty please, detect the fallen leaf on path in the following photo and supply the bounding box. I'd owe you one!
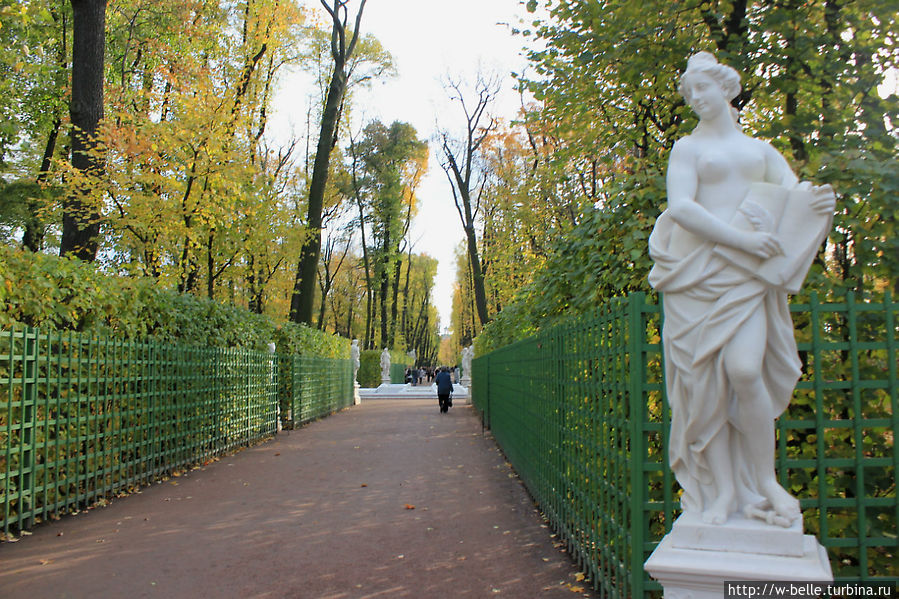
[274,453,281,456]
[404,504,415,510]
[567,584,586,593]
[39,559,51,565]
[360,484,367,487]
[575,573,586,582]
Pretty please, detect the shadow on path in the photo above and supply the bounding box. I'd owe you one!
[0,400,595,598]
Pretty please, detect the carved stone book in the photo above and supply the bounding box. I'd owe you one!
[713,182,832,294]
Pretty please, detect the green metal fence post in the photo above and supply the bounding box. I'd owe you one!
[485,354,491,430]
[887,291,898,556]
[21,327,38,529]
[627,293,647,599]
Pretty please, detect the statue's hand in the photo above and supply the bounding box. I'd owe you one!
[740,230,783,259]
[809,183,836,214]
[796,181,836,214]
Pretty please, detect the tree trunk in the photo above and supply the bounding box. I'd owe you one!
[60,0,106,261]
[346,295,354,339]
[316,276,329,330]
[464,223,489,327]
[24,117,63,251]
[378,253,390,348]
[206,228,216,299]
[290,0,367,325]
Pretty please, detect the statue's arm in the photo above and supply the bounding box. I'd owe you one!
[763,141,799,187]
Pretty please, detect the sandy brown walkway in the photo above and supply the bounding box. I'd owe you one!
[0,400,594,598]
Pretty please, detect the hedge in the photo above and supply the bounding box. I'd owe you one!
[0,246,347,358]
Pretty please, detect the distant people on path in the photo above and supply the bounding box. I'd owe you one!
[435,367,453,413]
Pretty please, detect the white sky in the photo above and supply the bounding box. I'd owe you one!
[270,0,532,333]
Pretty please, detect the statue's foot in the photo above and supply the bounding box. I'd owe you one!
[760,479,800,522]
[701,495,734,525]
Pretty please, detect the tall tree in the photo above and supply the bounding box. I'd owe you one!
[346,120,427,348]
[438,73,500,328]
[289,0,367,325]
[59,0,106,260]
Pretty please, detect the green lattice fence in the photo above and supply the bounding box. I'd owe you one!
[1,327,353,536]
[286,356,354,425]
[471,292,897,598]
[390,363,406,384]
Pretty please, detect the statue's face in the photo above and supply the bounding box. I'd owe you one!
[683,71,729,120]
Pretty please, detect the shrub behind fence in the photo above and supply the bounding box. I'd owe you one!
[1,327,353,536]
[472,292,897,598]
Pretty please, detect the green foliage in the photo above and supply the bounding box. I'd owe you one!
[356,349,380,387]
[0,246,347,357]
[477,171,663,354]
[355,348,407,387]
[477,0,898,351]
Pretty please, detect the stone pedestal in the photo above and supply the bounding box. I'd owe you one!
[461,375,471,388]
[380,376,390,386]
[353,381,361,405]
[645,513,831,599]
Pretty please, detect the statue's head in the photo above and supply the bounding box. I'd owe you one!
[678,52,741,104]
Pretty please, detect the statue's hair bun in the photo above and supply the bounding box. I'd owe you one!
[687,51,719,70]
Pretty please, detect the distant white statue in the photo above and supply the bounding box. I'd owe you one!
[461,345,473,377]
[351,339,360,381]
[648,52,835,527]
[379,347,391,381]
[407,349,416,364]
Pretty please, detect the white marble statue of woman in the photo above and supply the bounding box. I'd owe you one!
[379,347,391,380]
[351,339,360,381]
[648,52,835,526]
[461,346,473,377]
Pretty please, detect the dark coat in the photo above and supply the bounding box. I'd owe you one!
[435,370,453,395]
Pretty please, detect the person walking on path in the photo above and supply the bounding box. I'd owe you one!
[435,366,453,413]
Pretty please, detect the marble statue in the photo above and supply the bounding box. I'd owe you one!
[648,51,835,528]
[351,339,360,380]
[379,347,391,381]
[461,345,473,377]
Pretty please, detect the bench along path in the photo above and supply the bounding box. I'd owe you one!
[0,399,594,598]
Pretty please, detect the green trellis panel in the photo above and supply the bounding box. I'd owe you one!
[390,363,406,384]
[471,292,897,598]
[287,356,353,428]
[1,328,352,536]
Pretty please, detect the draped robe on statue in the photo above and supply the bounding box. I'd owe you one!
[648,209,803,515]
